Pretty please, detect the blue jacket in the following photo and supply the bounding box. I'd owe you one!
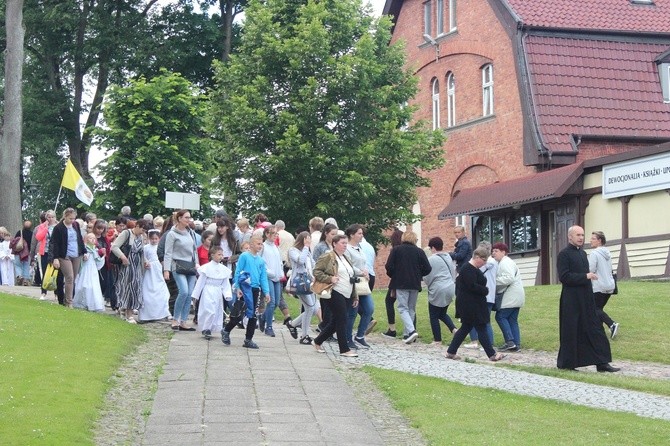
[449,237,472,272]
[233,251,269,296]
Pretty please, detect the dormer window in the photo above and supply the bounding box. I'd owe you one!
[659,63,670,103]
[656,49,670,103]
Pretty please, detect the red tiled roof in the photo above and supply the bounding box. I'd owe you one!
[525,35,670,153]
[438,163,583,218]
[506,0,670,33]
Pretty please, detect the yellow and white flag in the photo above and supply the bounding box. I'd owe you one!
[61,159,94,206]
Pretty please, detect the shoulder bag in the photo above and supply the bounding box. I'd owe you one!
[611,272,618,295]
[292,272,312,296]
[109,230,131,265]
[173,229,198,275]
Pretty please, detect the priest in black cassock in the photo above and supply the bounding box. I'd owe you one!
[556,225,620,372]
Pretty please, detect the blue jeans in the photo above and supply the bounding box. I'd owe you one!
[495,307,521,346]
[14,257,30,280]
[347,294,374,340]
[173,272,197,323]
[263,280,283,326]
[469,302,494,344]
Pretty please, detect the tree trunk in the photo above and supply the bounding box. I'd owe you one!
[0,0,25,233]
[220,0,234,62]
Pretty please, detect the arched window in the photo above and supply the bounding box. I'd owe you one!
[431,78,441,130]
[482,64,494,116]
[446,72,456,127]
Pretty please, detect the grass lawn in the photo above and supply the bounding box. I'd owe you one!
[366,367,670,446]
[0,293,145,445]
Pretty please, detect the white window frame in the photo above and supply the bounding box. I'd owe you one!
[432,78,441,130]
[482,64,494,116]
[436,0,444,35]
[447,72,456,127]
[424,1,432,37]
[449,0,457,31]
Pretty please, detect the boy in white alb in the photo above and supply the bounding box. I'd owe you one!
[192,246,233,339]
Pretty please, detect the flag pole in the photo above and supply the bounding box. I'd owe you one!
[54,185,63,213]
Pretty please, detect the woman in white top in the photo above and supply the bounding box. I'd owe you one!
[491,242,525,351]
[260,225,284,337]
[286,232,318,344]
[345,224,372,349]
[311,235,359,357]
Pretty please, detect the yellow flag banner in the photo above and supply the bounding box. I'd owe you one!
[61,159,94,206]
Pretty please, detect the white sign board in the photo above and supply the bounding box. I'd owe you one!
[165,191,201,210]
[602,152,670,199]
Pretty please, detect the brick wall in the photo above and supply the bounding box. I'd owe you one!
[374,0,535,289]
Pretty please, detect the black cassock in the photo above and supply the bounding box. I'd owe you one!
[556,244,612,369]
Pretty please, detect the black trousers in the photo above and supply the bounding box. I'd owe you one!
[313,290,351,354]
[224,287,259,341]
[594,292,614,327]
[448,321,495,358]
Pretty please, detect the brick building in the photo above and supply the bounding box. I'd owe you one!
[374,0,670,285]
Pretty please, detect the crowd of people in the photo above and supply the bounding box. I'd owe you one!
[1,209,620,370]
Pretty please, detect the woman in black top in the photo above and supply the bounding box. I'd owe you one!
[48,208,86,307]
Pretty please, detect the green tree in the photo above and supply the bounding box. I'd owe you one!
[96,71,212,218]
[209,0,443,243]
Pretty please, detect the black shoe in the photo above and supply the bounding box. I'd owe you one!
[347,341,359,350]
[596,363,620,373]
[221,330,231,345]
[354,336,371,348]
[243,339,259,349]
[299,336,313,345]
[202,329,212,340]
[285,320,298,339]
[498,341,517,352]
[326,336,337,343]
[382,329,397,338]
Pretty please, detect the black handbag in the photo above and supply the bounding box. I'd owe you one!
[175,259,197,276]
[493,292,504,311]
[611,272,618,295]
[109,230,131,265]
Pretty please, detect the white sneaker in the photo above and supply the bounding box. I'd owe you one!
[463,342,480,349]
[610,322,619,339]
[404,331,419,344]
[39,294,47,301]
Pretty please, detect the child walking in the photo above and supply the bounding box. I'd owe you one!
[139,230,171,322]
[0,228,16,286]
[73,233,105,311]
[191,246,232,339]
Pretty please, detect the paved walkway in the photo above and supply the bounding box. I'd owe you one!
[142,326,385,446]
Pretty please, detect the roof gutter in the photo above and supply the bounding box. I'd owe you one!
[517,29,553,170]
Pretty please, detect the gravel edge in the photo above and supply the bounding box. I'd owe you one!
[93,322,173,446]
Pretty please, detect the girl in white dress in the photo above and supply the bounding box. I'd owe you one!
[73,233,105,311]
[139,230,171,322]
[191,246,233,339]
[0,228,15,286]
